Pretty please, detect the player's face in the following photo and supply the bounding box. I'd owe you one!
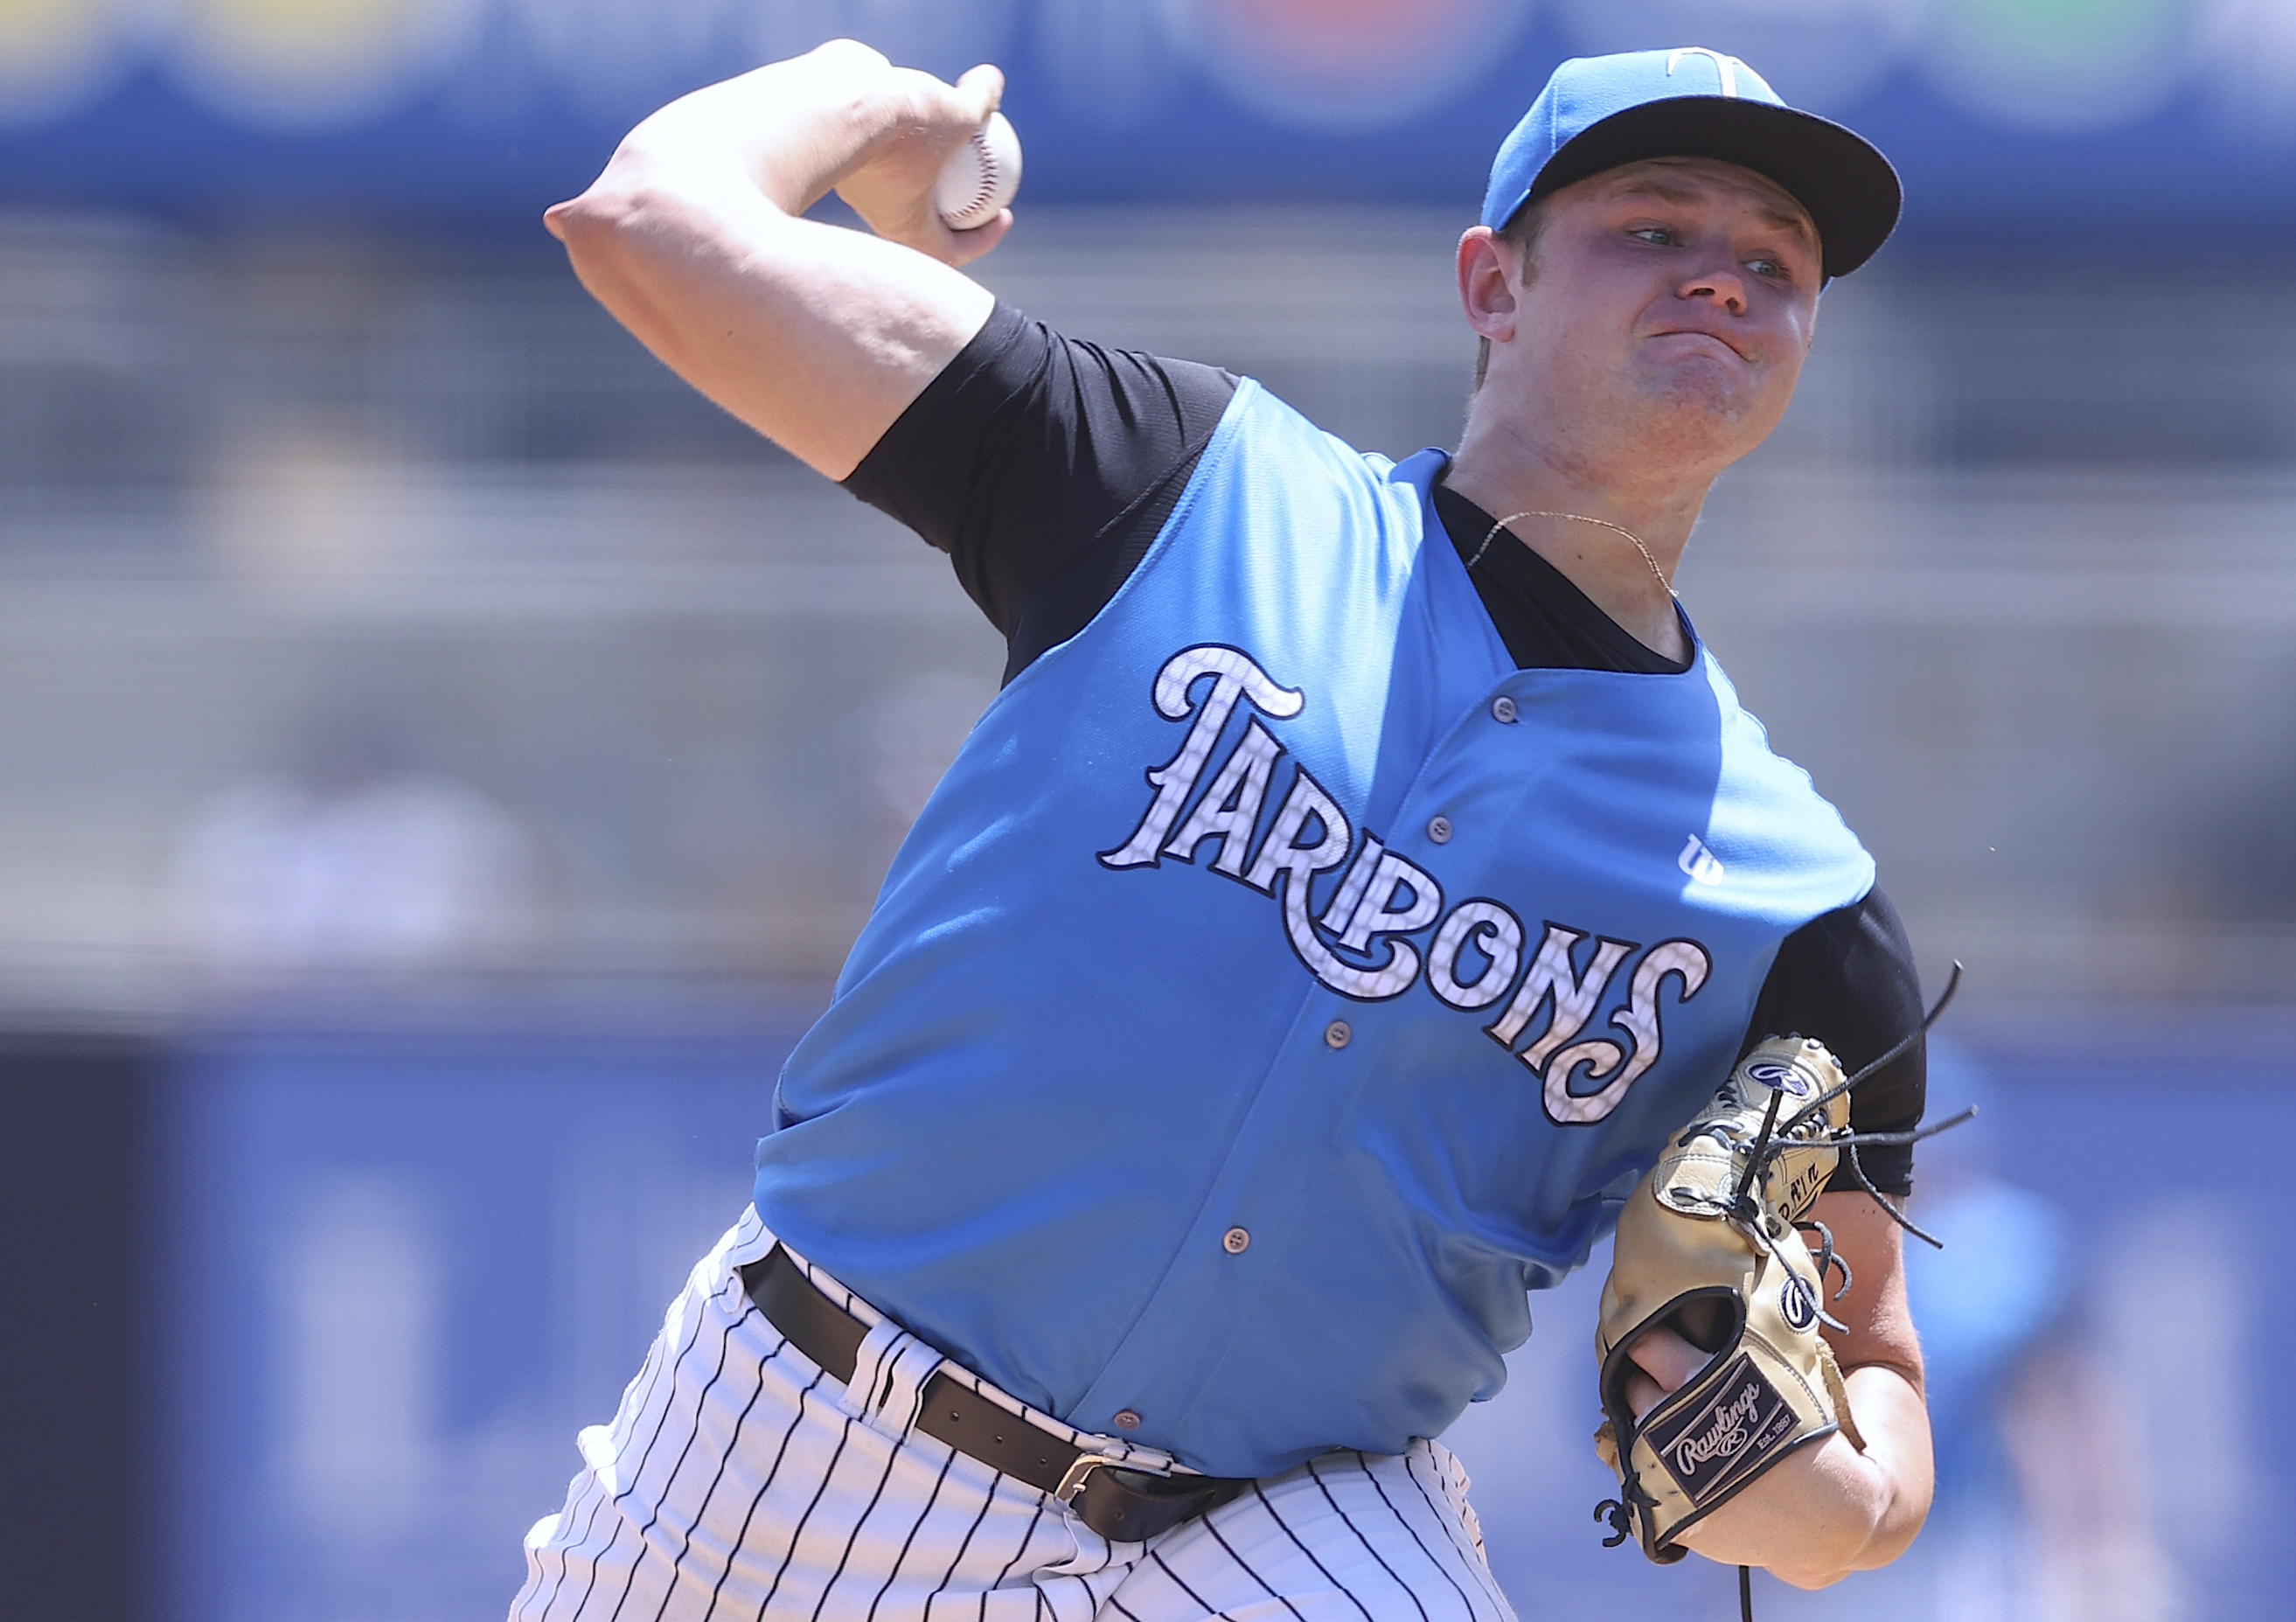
[1498,157,1822,470]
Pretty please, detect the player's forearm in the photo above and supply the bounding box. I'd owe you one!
[558,41,907,228]
[1675,1363,1933,1588]
[543,42,997,477]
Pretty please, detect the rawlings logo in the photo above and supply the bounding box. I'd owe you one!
[1644,1354,1798,1506]
[1670,1385,1763,1475]
[1743,1057,1810,1096]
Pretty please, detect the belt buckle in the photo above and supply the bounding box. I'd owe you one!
[1054,1451,1120,1506]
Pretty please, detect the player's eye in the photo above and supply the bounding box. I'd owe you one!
[1628,225,1681,247]
[1746,256,1789,282]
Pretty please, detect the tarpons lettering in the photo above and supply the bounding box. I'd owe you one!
[1546,939,1715,1125]
[1162,717,1285,876]
[1102,645,1305,869]
[1105,643,1713,1117]
[1485,924,1636,1068]
[1424,901,1524,1012]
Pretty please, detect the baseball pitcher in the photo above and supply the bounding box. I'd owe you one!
[513,41,1937,1622]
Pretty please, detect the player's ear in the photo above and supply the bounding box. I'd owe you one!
[1458,227,1518,345]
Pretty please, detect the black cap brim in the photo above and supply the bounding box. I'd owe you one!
[1526,97,1902,280]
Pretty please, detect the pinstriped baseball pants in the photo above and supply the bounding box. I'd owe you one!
[511,1208,1520,1622]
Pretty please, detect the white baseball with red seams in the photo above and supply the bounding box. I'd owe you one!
[933,109,1021,229]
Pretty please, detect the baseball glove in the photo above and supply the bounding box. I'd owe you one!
[1590,1035,1864,1564]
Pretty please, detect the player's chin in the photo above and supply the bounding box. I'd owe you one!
[1639,354,1759,409]
[1635,366,1787,449]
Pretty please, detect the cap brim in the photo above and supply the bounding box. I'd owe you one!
[1526,97,1902,280]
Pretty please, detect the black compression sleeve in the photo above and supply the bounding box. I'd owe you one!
[1739,886,1927,1196]
[840,303,1238,683]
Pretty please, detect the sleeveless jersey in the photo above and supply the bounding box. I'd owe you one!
[753,380,1875,1480]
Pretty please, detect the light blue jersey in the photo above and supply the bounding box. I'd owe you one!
[754,380,1874,1480]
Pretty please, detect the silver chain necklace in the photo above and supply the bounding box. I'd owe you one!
[1466,508,1676,598]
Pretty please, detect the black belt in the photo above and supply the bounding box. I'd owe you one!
[740,1247,1249,1542]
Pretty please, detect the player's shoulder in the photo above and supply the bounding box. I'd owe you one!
[951,303,1402,502]
[1208,376,1420,491]
[987,303,1240,424]
[1771,887,1918,998]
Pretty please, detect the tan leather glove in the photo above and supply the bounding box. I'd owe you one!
[1592,1036,1866,1563]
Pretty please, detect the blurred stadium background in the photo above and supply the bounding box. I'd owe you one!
[0,2,2287,1619]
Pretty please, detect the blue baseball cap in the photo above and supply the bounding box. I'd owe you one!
[1482,48,1901,279]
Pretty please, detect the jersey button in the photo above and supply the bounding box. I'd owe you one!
[1222,1226,1250,1254]
[1426,815,1453,844]
[1113,1409,1143,1431]
[1325,1020,1352,1049]
[1491,696,1518,724]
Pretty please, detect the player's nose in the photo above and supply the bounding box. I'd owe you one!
[1677,265,1749,317]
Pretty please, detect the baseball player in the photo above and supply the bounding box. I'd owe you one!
[516,42,1934,1621]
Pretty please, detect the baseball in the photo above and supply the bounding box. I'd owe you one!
[933,110,1021,231]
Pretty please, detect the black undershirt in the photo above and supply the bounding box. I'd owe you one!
[846,303,1924,1191]
[1430,483,1694,676]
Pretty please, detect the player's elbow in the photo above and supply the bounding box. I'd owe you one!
[1850,1485,1931,1575]
[1764,1534,1883,1591]
[1765,1557,1857,1593]
[1760,1534,1889,1591]
[546,152,781,300]
[1766,1475,1930,1591]
[543,168,714,313]
[545,178,644,263]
